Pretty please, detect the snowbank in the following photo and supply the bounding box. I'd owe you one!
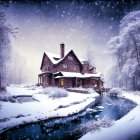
[67,87,96,94]
[73,116,114,136]
[108,88,123,96]
[41,87,68,99]
[80,90,140,140]
[0,85,99,134]
[6,85,43,96]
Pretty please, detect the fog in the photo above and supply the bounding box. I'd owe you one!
[0,1,135,86]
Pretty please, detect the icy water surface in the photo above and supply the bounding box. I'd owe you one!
[0,95,137,140]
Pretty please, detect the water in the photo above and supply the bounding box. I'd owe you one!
[16,96,38,103]
[0,95,137,140]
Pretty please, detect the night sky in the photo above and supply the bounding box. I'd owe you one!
[0,0,140,83]
[1,0,139,43]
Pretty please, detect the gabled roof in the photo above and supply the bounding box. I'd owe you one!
[40,52,46,70]
[40,48,95,70]
[62,50,83,66]
[40,52,62,69]
[43,50,83,66]
[45,52,62,64]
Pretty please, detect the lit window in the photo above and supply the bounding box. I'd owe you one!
[63,64,67,69]
[68,56,73,60]
[60,79,64,86]
[74,66,76,71]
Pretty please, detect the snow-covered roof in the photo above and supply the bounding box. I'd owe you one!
[79,58,88,64]
[55,71,103,79]
[45,51,84,65]
[45,52,62,64]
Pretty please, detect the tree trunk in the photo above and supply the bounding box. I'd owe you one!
[133,76,136,91]
[0,73,1,89]
[130,33,140,68]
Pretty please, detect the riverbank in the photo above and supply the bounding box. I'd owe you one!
[0,85,99,134]
[80,90,140,140]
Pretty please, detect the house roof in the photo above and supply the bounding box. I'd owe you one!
[45,50,83,66]
[45,52,62,64]
[54,71,104,80]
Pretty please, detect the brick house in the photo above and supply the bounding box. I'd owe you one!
[38,43,104,90]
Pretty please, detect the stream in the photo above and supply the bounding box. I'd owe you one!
[0,95,137,140]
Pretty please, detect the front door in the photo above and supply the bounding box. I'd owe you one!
[60,79,64,87]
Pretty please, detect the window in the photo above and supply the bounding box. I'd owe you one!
[45,66,50,71]
[60,79,64,86]
[68,56,73,61]
[63,64,67,69]
[74,66,76,71]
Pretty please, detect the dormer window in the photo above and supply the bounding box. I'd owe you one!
[53,57,60,61]
[68,56,73,61]
[63,64,67,69]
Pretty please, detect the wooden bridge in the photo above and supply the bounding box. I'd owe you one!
[95,88,110,94]
[67,88,110,94]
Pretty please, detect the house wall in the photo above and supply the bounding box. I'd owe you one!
[81,78,99,88]
[55,53,81,73]
[57,78,73,88]
[41,55,54,73]
[39,73,55,87]
[82,64,96,74]
[39,74,51,87]
[39,73,103,89]
[82,64,89,73]
[87,79,98,86]
[55,77,100,88]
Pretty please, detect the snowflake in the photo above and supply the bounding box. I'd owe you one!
[95,2,98,6]
[61,14,64,18]
[111,17,114,20]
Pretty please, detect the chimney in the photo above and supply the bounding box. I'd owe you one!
[60,43,65,58]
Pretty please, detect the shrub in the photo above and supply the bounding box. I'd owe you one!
[0,95,17,102]
[108,88,123,96]
[86,88,96,94]
[42,87,68,99]
[68,87,96,94]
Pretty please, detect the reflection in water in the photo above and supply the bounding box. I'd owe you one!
[0,95,137,140]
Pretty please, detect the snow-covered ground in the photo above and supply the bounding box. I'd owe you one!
[0,85,99,134]
[80,90,140,140]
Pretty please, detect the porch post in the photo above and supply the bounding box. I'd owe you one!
[51,74,55,86]
[75,77,77,87]
[85,78,87,87]
[40,76,42,85]
[38,76,39,84]
[98,77,101,94]
[99,77,101,90]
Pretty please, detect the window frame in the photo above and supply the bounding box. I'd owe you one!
[63,64,67,69]
[60,79,64,86]
[68,56,73,61]
[74,66,76,71]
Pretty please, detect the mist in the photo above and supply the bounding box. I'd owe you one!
[0,0,137,86]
